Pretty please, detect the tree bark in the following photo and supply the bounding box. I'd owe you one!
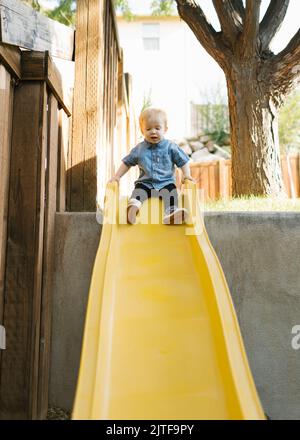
[226,61,285,196]
[175,0,300,197]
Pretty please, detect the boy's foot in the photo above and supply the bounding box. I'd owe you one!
[127,199,142,224]
[163,207,188,225]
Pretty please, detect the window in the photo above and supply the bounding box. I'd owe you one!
[142,23,160,51]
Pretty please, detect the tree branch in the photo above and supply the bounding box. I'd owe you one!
[175,0,231,70]
[230,0,245,22]
[240,0,261,58]
[212,0,243,46]
[259,0,290,50]
[270,28,300,95]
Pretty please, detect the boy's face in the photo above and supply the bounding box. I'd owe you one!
[141,114,168,144]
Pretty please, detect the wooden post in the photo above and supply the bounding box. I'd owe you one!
[37,93,59,418]
[0,50,20,323]
[68,0,122,210]
[0,64,14,331]
[0,81,47,419]
[0,47,69,419]
[68,0,104,211]
[57,109,69,212]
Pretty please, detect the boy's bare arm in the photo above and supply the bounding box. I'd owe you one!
[180,162,194,183]
[109,162,130,183]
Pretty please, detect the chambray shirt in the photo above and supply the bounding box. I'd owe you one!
[122,139,190,190]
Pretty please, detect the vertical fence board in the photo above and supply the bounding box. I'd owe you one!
[208,163,216,200]
[68,0,133,209]
[0,82,47,420]
[69,0,106,211]
[84,0,102,210]
[68,0,88,210]
[0,65,13,326]
[280,156,290,197]
[218,160,227,199]
[37,93,59,419]
[289,155,299,198]
[57,109,69,211]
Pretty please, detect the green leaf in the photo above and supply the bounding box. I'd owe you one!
[150,0,175,16]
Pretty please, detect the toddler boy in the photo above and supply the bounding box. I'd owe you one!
[109,108,193,224]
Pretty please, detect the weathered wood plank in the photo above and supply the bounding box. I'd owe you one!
[117,49,123,107]
[0,0,74,60]
[84,0,103,210]
[68,0,125,209]
[0,42,21,78]
[280,156,287,195]
[108,0,121,60]
[57,109,70,212]
[0,81,47,420]
[68,0,88,210]
[0,64,13,331]
[218,159,228,199]
[69,0,105,211]
[290,155,300,197]
[21,51,71,116]
[37,93,58,419]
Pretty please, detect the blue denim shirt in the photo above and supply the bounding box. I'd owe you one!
[122,139,190,190]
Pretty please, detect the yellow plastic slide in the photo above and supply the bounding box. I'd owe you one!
[72,181,265,420]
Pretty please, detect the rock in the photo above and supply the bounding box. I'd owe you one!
[180,144,192,156]
[199,134,212,144]
[214,144,231,159]
[191,148,211,162]
[177,138,188,147]
[189,141,205,152]
[192,153,223,163]
[206,141,217,153]
[221,145,231,154]
[185,136,200,142]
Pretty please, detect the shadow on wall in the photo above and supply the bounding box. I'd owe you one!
[66,156,97,212]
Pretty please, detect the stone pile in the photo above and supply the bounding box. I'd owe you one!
[176,133,231,163]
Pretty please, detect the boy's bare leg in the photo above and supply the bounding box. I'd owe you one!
[127,199,142,224]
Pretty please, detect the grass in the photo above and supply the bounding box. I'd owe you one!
[202,195,300,212]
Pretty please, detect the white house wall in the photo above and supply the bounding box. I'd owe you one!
[117,17,225,140]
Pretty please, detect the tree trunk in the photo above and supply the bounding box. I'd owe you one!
[226,61,285,197]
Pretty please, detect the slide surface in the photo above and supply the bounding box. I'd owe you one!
[72,181,265,420]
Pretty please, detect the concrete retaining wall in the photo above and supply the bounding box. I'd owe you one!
[49,212,300,420]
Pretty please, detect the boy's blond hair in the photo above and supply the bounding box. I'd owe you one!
[139,108,168,131]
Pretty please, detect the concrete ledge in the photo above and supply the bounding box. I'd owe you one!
[49,212,300,420]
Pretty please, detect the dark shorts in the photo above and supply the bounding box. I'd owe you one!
[130,183,178,213]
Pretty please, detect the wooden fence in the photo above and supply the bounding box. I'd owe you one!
[0,0,74,420]
[0,0,136,420]
[177,155,300,201]
[0,46,71,419]
[190,101,230,137]
[68,0,136,211]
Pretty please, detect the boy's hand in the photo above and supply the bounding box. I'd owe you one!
[108,176,120,184]
[181,175,195,184]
